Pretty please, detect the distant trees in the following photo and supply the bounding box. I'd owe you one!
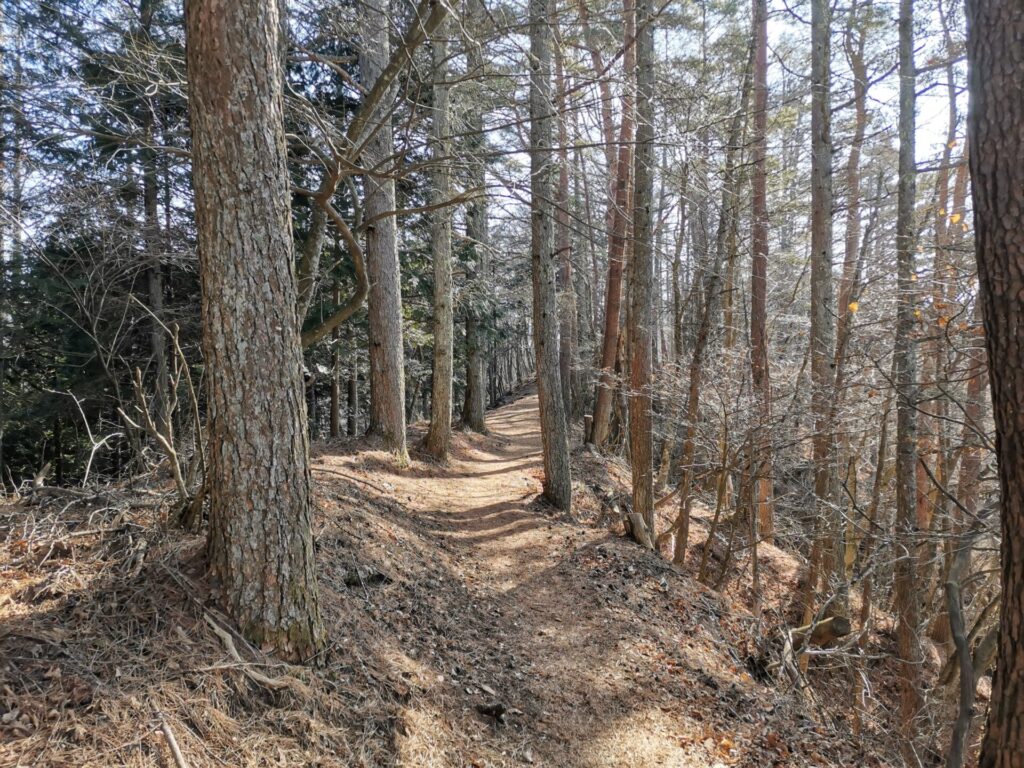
[185,0,324,661]
[4,0,1019,759]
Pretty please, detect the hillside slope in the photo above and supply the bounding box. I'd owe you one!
[1,391,889,767]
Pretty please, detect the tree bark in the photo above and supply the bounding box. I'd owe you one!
[360,0,408,460]
[893,0,924,758]
[425,26,453,459]
[461,0,488,433]
[331,283,342,438]
[554,24,577,420]
[529,0,572,510]
[967,0,1024,764]
[749,0,773,545]
[629,0,655,534]
[347,325,359,436]
[185,0,325,661]
[804,0,840,623]
[589,0,635,448]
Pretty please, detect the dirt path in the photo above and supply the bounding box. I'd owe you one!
[315,391,801,767]
[0,392,883,768]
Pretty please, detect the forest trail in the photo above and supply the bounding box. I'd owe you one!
[385,392,566,593]
[0,389,874,767]
[310,390,844,767]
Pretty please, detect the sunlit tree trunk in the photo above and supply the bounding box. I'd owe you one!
[360,0,408,460]
[425,26,453,459]
[529,0,571,509]
[590,0,635,448]
[628,0,655,535]
[893,0,923,757]
[749,0,773,545]
[554,25,577,420]
[803,0,840,623]
[462,0,488,433]
[185,0,325,661]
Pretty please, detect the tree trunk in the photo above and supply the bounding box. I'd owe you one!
[589,0,635,448]
[554,26,577,420]
[529,0,571,510]
[360,0,408,460]
[967,1,1024,763]
[347,326,359,436]
[425,27,453,459]
[665,45,752,563]
[750,0,773,545]
[138,0,170,438]
[461,0,488,433]
[893,0,924,758]
[185,0,325,661]
[628,0,655,534]
[804,0,840,623]
[330,281,342,438]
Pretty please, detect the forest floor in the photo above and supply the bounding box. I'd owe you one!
[1,388,907,766]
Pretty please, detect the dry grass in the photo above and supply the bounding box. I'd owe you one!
[1,393,912,767]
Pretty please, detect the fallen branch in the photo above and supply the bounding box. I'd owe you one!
[790,616,852,650]
[158,717,190,768]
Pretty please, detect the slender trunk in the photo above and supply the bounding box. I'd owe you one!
[347,327,359,436]
[138,0,169,437]
[554,28,577,420]
[529,0,571,509]
[750,0,773,545]
[425,27,453,459]
[894,0,923,757]
[590,0,636,448]
[360,0,408,460]
[805,0,839,621]
[331,286,341,438]
[628,0,655,535]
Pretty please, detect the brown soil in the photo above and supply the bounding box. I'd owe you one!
[1,390,894,767]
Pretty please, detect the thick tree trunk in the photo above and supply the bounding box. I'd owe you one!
[185,0,325,661]
[628,0,655,535]
[425,28,453,459]
[893,0,924,758]
[967,1,1024,764]
[360,0,408,460]
[528,0,571,510]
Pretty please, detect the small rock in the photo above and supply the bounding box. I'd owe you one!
[475,701,507,724]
